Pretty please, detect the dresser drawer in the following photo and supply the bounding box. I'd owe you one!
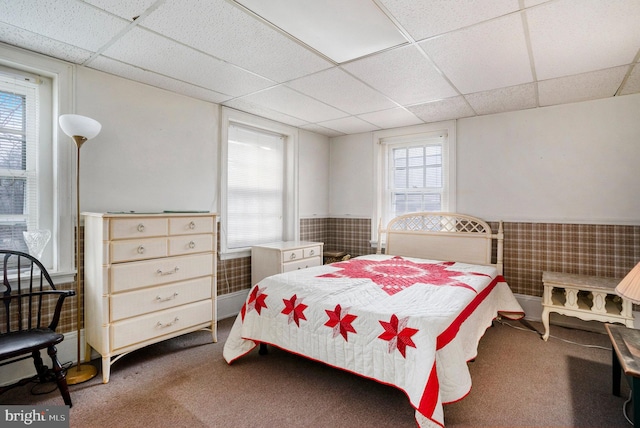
[169,216,214,236]
[110,253,214,293]
[111,300,212,351]
[110,218,168,240]
[110,276,212,321]
[282,256,322,273]
[168,234,213,256]
[110,237,167,263]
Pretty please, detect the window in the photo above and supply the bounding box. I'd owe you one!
[0,75,37,254]
[220,108,298,258]
[373,122,456,244]
[0,45,75,280]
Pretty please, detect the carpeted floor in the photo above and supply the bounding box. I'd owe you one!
[0,316,633,427]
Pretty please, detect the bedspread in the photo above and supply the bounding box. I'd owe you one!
[223,254,524,427]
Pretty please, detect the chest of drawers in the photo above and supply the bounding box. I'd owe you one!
[251,241,323,285]
[83,212,217,383]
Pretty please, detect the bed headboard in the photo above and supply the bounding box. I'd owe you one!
[378,212,504,275]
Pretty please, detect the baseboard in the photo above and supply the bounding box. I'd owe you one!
[217,289,249,320]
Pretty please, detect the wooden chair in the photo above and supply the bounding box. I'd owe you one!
[0,250,75,406]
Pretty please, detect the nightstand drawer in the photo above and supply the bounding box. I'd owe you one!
[304,246,321,258]
[110,276,212,321]
[283,256,322,273]
[111,300,212,351]
[282,249,304,262]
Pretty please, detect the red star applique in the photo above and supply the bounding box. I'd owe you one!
[319,256,478,295]
[282,294,308,326]
[324,304,357,341]
[241,285,268,321]
[378,314,418,358]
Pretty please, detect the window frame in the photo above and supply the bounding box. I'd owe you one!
[372,121,456,247]
[219,107,299,260]
[0,43,75,284]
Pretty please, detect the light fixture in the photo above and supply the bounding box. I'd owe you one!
[615,262,640,305]
[59,114,101,384]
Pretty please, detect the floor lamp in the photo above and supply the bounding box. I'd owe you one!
[59,114,101,384]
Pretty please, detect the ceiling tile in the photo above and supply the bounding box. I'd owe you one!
[138,0,333,83]
[286,68,398,115]
[465,83,538,116]
[379,0,520,41]
[420,12,532,94]
[0,0,128,51]
[407,96,475,123]
[299,123,345,138]
[0,22,93,64]
[317,116,380,135]
[83,0,159,20]
[234,86,348,123]
[538,66,629,107]
[100,27,274,97]
[89,56,232,104]
[620,63,640,96]
[235,0,407,63]
[342,44,458,105]
[222,99,309,128]
[527,0,640,80]
[357,108,422,129]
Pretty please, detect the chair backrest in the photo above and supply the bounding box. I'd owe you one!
[0,250,73,334]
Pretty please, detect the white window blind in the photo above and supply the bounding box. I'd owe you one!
[226,123,285,249]
[0,71,39,252]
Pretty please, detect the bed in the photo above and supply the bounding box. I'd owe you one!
[223,212,524,427]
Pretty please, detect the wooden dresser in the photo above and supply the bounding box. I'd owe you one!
[82,212,217,383]
[251,241,323,285]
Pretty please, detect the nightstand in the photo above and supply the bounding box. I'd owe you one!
[251,241,323,285]
[605,323,640,425]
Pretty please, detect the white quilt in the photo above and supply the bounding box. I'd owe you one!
[223,254,524,427]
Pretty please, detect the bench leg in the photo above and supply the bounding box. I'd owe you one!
[48,345,72,407]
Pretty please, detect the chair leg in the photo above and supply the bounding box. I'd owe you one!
[47,345,72,407]
[32,350,48,383]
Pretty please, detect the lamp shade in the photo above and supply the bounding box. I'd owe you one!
[615,262,640,305]
[59,114,101,139]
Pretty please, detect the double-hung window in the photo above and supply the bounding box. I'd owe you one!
[373,122,456,244]
[220,108,298,258]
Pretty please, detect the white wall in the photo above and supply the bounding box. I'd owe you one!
[75,67,330,217]
[299,129,330,217]
[329,93,640,225]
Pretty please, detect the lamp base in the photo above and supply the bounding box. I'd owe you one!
[66,363,98,385]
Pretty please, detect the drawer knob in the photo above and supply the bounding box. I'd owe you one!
[188,241,196,249]
[156,267,179,276]
[189,221,196,230]
[156,317,179,328]
[290,253,296,260]
[155,292,178,302]
[137,223,145,233]
[137,245,145,254]
[309,249,315,255]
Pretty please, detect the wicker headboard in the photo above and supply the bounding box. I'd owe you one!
[378,212,504,274]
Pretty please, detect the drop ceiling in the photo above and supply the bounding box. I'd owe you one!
[1,0,639,137]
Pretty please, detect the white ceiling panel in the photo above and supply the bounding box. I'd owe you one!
[100,27,274,97]
[89,56,232,104]
[538,66,630,107]
[83,0,160,20]
[379,0,520,41]
[235,0,407,63]
[527,0,640,80]
[0,0,128,52]
[0,0,638,137]
[0,22,93,64]
[139,0,333,83]
[420,12,532,95]
[236,86,348,123]
[342,44,458,105]
[286,68,398,115]
[465,83,538,116]
[357,107,422,129]
[317,116,380,135]
[620,64,640,96]
[407,97,475,123]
